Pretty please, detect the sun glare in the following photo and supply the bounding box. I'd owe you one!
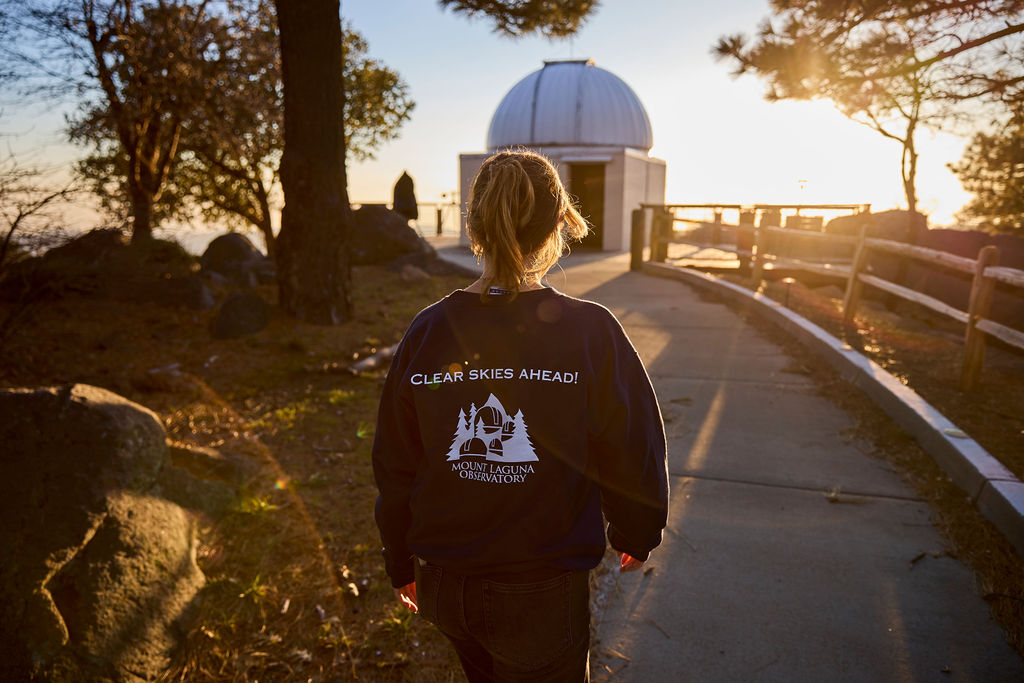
[656,93,970,226]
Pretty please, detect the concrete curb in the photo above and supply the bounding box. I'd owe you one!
[642,261,1024,558]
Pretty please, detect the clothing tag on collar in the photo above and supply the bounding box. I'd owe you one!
[487,286,514,296]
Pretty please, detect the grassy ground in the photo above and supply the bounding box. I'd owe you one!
[0,245,470,681]
[4,239,1021,678]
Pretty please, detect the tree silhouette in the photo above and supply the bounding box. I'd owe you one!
[272,0,597,323]
[949,111,1024,233]
[59,1,223,243]
[714,1,1024,224]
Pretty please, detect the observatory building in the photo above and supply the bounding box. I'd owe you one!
[459,59,667,251]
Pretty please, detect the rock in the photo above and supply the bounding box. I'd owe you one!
[210,290,272,339]
[203,269,232,290]
[825,209,927,242]
[200,233,273,287]
[156,464,236,518]
[825,210,928,283]
[389,249,478,277]
[168,443,260,486]
[200,232,263,271]
[149,274,216,310]
[46,491,205,681]
[0,384,204,681]
[251,258,277,285]
[392,170,419,221]
[40,229,128,268]
[400,263,431,283]
[0,229,129,300]
[350,204,434,265]
[131,363,202,398]
[181,274,217,310]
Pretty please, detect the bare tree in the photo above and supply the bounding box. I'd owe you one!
[715,0,1024,218]
[0,150,73,271]
[14,1,226,244]
[0,138,76,345]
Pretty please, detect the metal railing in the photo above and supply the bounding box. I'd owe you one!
[351,200,462,238]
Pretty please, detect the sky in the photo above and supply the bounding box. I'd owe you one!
[339,0,972,225]
[6,0,976,238]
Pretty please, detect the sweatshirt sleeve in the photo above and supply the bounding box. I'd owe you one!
[371,338,423,588]
[588,313,669,562]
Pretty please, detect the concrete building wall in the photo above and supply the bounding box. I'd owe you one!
[601,151,627,251]
[621,151,666,251]
[458,153,489,247]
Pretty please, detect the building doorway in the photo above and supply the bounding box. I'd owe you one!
[569,164,605,249]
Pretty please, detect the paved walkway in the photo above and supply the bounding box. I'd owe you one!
[433,241,1023,682]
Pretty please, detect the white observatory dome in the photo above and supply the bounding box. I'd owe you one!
[486,59,653,151]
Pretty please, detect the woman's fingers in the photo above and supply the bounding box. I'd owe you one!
[619,553,644,573]
[395,583,418,612]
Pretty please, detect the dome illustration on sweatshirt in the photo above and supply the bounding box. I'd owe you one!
[446,393,538,462]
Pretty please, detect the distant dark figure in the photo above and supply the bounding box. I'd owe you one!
[393,170,418,221]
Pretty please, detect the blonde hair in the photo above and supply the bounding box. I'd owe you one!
[467,149,588,298]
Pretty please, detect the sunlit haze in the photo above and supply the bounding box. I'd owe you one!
[5,0,974,240]
[339,0,969,225]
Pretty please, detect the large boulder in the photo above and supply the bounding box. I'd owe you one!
[825,210,929,282]
[824,209,927,242]
[0,231,203,308]
[0,384,205,681]
[200,233,275,287]
[148,274,216,311]
[210,289,272,339]
[46,491,205,680]
[350,204,434,265]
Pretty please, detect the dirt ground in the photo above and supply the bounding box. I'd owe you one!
[0,246,470,681]
[3,240,1021,679]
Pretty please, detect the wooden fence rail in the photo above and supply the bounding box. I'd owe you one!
[632,206,1024,391]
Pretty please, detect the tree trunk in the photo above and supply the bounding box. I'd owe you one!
[256,180,276,259]
[273,0,352,324]
[129,184,154,245]
[891,115,921,301]
[901,134,919,219]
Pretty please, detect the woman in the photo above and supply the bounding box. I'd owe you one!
[372,149,669,682]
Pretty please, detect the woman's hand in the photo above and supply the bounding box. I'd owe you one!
[615,551,644,573]
[395,582,418,612]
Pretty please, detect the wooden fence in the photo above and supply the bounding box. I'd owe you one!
[631,205,1024,390]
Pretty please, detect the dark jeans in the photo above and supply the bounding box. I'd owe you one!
[414,561,591,682]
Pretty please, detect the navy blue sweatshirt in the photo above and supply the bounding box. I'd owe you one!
[372,287,669,588]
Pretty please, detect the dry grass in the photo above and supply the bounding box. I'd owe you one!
[0,250,469,681]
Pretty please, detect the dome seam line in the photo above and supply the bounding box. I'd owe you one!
[529,65,545,145]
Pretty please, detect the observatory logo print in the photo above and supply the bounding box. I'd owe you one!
[446,393,538,484]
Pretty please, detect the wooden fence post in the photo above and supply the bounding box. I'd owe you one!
[651,209,671,263]
[737,209,755,273]
[630,208,646,271]
[649,211,663,264]
[712,210,722,246]
[842,223,870,324]
[750,226,765,287]
[961,245,1000,391]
